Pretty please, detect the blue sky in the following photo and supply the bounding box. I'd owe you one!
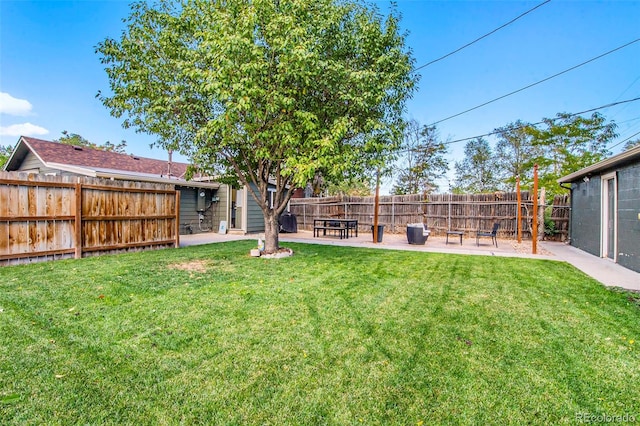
[1,1,639,192]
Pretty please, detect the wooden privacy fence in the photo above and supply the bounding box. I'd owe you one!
[0,172,180,265]
[290,190,570,240]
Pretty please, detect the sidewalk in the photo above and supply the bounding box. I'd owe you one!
[180,231,639,291]
[539,241,640,291]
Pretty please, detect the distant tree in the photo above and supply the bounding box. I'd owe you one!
[0,144,13,169]
[56,130,127,153]
[327,177,373,196]
[453,137,498,193]
[525,112,617,194]
[493,120,542,191]
[623,137,640,151]
[391,120,448,194]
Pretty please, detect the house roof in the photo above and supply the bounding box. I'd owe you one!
[557,145,640,184]
[3,136,219,189]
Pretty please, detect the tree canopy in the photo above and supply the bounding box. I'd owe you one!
[453,138,498,193]
[0,145,12,169]
[97,0,416,252]
[493,120,542,191]
[623,137,640,151]
[56,131,127,153]
[524,112,617,193]
[391,120,448,195]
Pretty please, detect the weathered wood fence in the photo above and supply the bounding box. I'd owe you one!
[0,172,180,265]
[290,190,570,240]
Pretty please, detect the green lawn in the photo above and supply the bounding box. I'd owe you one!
[1,241,639,425]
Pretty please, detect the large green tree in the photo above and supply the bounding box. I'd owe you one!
[493,120,542,191]
[391,120,448,195]
[453,137,498,193]
[525,112,617,193]
[97,0,416,253]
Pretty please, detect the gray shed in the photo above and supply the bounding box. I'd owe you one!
[558,145,640,273]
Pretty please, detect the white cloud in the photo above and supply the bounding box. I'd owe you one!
[0,92,33,116]
[0,122,49,137]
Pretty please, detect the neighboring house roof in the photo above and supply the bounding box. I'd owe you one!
[3,136,219,189]
[557,145,640,184]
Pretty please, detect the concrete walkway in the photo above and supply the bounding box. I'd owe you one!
[538,241,640,291]
[179,231,639,291]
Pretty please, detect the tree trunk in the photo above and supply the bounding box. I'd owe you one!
[264,212,280,254]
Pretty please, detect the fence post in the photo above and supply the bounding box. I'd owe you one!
[391,196,395,233]
[74,182,83,259]
[175,190,181,248]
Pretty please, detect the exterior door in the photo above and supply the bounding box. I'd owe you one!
[601,173,617,261]
[230,187,243,230]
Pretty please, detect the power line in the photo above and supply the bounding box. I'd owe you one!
[616,115,640,125]
[428,38,640,127]
[406,96,640,153]
[609,130,640,150]
[441,96,640,146]
[412,0,551,73]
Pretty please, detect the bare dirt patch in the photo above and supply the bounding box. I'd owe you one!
[168,260,210,273]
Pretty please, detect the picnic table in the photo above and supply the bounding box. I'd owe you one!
[313,218,358,239]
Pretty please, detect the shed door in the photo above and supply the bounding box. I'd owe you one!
[601,173,617,261]
[606,179,615,259]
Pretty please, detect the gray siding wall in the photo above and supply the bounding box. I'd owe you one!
[17,152,60,174]
[212,183,229,231]
[570,177,601,256]
[617,163,640,273]
[245,183,265,233]
[178,187,219,235]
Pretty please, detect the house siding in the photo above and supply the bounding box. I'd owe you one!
[616,163,640,272]
[245,184,265,233]
[16,152,59,174]
[214,183,229,230]
[178,187,219,235]
[570,177,601,257]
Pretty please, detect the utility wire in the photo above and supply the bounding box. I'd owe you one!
[609,130,640,150]
[440,96,640,146]
[609,132,640,149]
[428,38,640,127]
[412,0,551,73]
[406,96,640,154]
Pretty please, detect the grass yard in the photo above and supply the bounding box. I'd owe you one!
[1,241,639,425]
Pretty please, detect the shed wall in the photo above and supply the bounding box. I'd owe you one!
[570,177,601,257]
[616,163,640,272]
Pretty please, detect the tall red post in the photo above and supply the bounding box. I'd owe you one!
[373,169,380,243]
[516,176,522,244]
[532,165,538,255]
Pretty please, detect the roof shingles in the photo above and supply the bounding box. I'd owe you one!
[22,137,188,178]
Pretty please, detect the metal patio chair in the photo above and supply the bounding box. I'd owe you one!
[476,223,500,247]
